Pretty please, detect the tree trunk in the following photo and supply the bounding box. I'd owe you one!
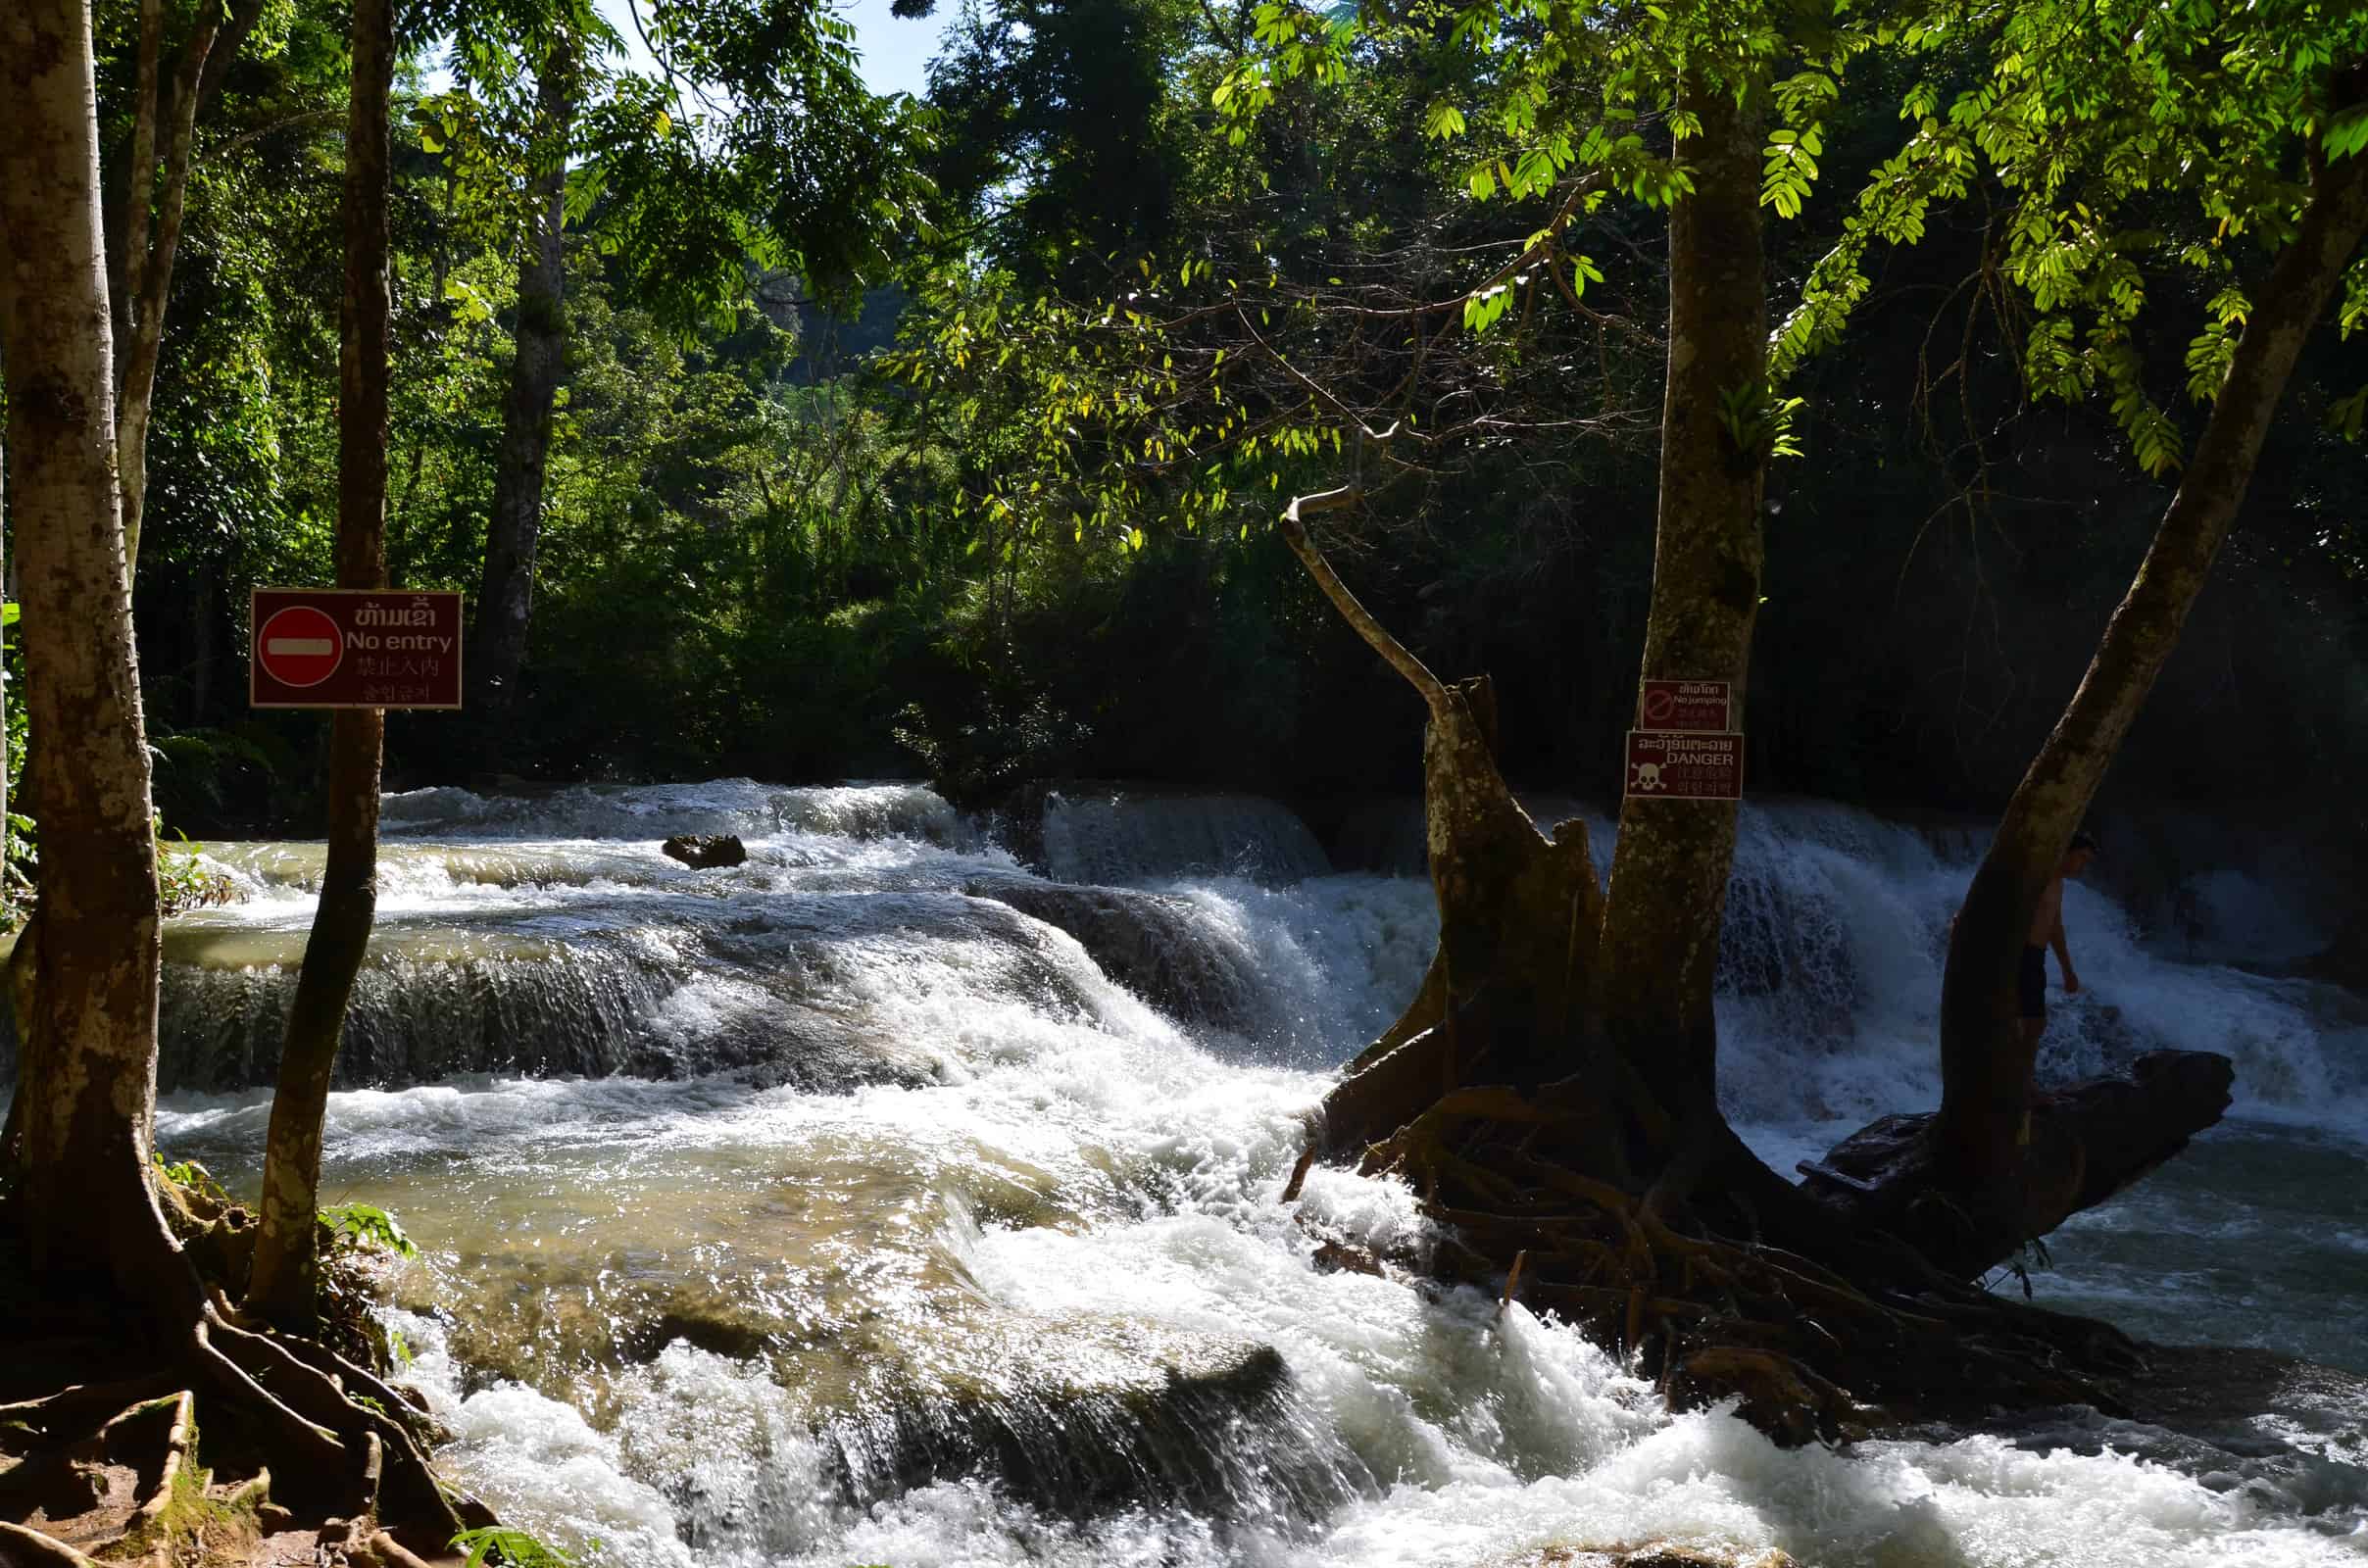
[469,44,575,723]
[0,0,173,1282]
[0,7,469,1541]
[112,0,265,575]
[112,0,165,351]
[1591,74,1768,1152]
[2,415,9,896]
[1935,142,2368,1197]
[245,0,394,1330]
[1299,83,1774,1196]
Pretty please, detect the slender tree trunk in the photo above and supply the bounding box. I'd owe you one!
[0,0,174,1282]
[469,44,575,722]
[1593,76,1768,1144]
[112,0,265,576]
[245,0,394,1329]
[114,0,165,350]
[1937,144,2368,1194]
[1295,83,1773,1194]
[2,416,9,895]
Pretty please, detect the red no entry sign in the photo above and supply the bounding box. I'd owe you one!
[1638,679,1732,731]
[256,605,343,689]
[250,588,466,710]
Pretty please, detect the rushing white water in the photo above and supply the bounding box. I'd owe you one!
[111,780,2368,1565]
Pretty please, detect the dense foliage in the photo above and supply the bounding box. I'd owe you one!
[21,0,2356,841]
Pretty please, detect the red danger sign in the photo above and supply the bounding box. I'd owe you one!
[1639,679,1731,732]
[1625,730,1745,801]
[250,588,465,710]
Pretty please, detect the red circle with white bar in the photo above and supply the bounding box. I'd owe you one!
[257,605,344,689]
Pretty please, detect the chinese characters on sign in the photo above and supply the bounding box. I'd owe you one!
[250,588,465,710]
[1624,730,1745,801]
[1625,679,1742,801]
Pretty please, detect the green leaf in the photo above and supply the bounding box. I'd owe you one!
[320,1202,417,1257]
[2327,107,2368,163]
[450,1527,577,1568]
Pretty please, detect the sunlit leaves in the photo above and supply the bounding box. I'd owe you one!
[1716,379,1807,462]
[444,276,497,323]
[1761,124,1823,219]
[2184,323,2239,403]
[1462,281,1514,333]
[1803,0,2368,474]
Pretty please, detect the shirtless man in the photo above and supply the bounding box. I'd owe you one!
[2018,831,2098,1092]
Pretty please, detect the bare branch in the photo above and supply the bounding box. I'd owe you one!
[1278,495,1451,715]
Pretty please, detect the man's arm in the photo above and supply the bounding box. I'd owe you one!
[2050,906,2080,994]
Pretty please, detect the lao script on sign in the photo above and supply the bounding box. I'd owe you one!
[251,588,466,710]
[1624,730,1745,801]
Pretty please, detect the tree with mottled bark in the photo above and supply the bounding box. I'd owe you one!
[244,0,399,1330]
[0,0,462,1549]
[0,0,171,1278]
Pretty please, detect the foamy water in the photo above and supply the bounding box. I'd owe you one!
[109,780,2368,1565]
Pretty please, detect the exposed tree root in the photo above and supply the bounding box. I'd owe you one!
[1256,544,2230,1446]
[0,1196,470,1566]
[0,1519,106,1568]
[1305,1083,2155,1446]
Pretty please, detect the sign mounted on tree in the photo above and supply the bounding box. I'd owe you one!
[1638,679,1731,731]
[1625,730,1745,801]
[250,588,465,710]
[1627,677,1742,799]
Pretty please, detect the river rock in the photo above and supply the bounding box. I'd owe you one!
[1522,1548,1798,1568]
[816,1310,1357,1519]
[964,874,1269,1035]
[662,834,747,868]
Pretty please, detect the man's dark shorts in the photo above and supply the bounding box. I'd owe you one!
[2018,945,2047,1020]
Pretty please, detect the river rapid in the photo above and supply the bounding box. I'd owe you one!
[77,781,2368,1564]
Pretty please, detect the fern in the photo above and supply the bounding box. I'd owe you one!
[450,1526,580,1568]
[319,1201,418,1258]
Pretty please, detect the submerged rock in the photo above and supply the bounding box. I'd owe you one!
[815,1309,1361,1521]
[1524,1548,1799,1568]
[964,873,1269,1035]
[662,834,748,868]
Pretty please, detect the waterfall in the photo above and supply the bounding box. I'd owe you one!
[1039,789,1333,886]
[95,777,2368,1568]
